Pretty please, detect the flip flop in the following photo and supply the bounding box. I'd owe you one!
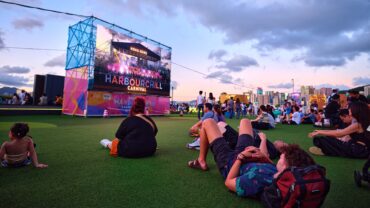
[187,159,209,171]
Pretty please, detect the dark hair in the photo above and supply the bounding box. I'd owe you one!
[293,105,300,112]
[339,109,349,117]
[129,97,146,116]
[213,104,222,116]
[350,102,370,131]
[260,105,267,112]
[199,91,203,95]
[10,123,29,139]
[331,94,339,100]
[348,90,359,95]
[204,103,213,111]
[281,144,316,167]
[209,92,214,100]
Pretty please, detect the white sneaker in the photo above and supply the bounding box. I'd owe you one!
[187,137,200,148]
[100,139,110,148]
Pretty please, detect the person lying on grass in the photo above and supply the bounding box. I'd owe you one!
[100,97,158,158]
[187,120,286,159]
[0,123,47,168]
[308,101,370,158]
[187,118,315,197]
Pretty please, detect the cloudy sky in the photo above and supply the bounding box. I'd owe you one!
[0,0,369,100]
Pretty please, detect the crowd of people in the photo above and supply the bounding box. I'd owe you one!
[10,90,33,105]
[4,89,63,106]
[184,89,369,205]
[1,89,369,207]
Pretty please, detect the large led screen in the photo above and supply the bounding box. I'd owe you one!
[93,25,171,96]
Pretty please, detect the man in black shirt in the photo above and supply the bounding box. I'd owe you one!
[348,90,368,106]
[324,94,341,127]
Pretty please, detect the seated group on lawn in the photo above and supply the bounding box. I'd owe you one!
[184,98,369,203]
[308,101,370,158]
[1,93,369,207]
[187,118,328,205]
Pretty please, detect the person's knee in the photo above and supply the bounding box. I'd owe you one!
[203,118,217,128]
[240,118,251,126]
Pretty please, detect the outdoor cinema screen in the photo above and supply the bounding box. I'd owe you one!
[93,25,171,96]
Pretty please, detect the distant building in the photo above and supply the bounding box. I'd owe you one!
[301,85,315,96]
[263,94,269,105]
[265,91,274,104]
[280,93,286,103]
[244,90,255,103]
[257,94,264,105]
[273,96,280,106]
[319,87,332,97]
[257,87,263,95]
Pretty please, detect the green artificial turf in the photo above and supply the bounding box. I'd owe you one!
[0,115,369,208]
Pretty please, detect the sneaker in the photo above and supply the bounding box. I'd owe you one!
[195,146,200,151]
[309,146,324,156]
[186,137,200,149]
[100,139,110,148]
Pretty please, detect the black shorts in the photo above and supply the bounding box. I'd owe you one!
[210,134,254,178]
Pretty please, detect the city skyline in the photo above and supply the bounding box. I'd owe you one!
[0,0,369,101]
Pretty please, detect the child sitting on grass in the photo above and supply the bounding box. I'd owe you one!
[0,123,48,168]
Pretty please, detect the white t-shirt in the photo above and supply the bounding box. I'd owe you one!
[19,92,26,103]
[197,95,204,105]
[291,112,301,124]
[207,98,215,105]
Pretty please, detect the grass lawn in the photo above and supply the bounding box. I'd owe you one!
[0,114,369,208]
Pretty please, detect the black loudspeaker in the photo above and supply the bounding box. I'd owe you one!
[33,75,45,105]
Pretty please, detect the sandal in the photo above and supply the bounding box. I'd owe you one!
[187,159,209,171]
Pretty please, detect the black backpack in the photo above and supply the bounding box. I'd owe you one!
[261,165,330,208]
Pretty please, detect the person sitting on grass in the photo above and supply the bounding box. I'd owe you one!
[308,102,370,158]
[189,103,218,136]
[282,105,302,125]
[280,102,292,123]
[0,123,47,168]
[214,104,225,123]
[187,103,219,149]
[338,109,352,129]
[187,118,315,198]
[100,97,158,158]
[251,105,275,130]
[301,108,317,124]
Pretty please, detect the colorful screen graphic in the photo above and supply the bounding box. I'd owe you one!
[86,91,170,116]
[93,25,171,96]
